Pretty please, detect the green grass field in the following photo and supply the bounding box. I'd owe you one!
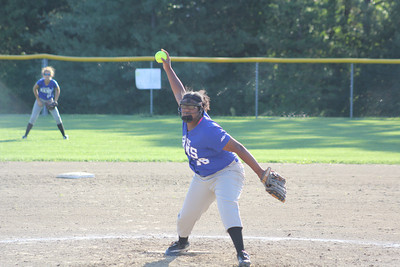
[1,114,399,164]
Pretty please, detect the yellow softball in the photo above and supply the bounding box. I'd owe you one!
[155,51,167,63]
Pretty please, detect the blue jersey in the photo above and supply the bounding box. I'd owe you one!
[182,112,238,176]
[36,78,59,101]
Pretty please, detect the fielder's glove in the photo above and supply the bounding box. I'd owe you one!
[46,101,58,111]
[260,167,286,203]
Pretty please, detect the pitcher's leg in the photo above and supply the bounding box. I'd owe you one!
[213,162,249,264]
[177,176,215,238]
[228,226,244,254]
[214,170,245,230]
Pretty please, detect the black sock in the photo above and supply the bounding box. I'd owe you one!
[57,123,66,136]
[179,236,188,244]
[24,123,33,136]
[228,227,244,254]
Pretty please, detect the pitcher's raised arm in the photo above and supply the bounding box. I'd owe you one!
[160,49,186,105]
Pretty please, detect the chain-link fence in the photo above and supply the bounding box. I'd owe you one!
[1,55,399,117]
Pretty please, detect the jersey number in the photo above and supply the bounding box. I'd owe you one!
[196,158,210,166]
[184,137,210,166]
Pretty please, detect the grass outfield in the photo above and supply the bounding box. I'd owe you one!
[0,114,399,164]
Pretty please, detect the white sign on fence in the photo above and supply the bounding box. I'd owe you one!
[135,68,161,89]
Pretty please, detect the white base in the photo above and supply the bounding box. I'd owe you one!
[56,172,95,179]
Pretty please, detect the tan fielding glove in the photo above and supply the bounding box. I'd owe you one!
[260,167,287,203]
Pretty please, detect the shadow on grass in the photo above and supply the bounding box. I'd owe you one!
[218,117,400,153]
[1,114,399,153]
[0,139,19,143]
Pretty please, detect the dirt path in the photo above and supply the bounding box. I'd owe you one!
[0,162,399,266]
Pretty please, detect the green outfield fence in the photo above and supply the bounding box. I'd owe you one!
[1,54,400,117]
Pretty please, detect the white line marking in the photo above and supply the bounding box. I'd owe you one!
[0,234,399,248]
[147,250,212,254]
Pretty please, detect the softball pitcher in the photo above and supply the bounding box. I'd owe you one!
[160,49,272,266]
[22,66,68,139]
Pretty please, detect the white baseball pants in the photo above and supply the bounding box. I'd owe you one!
[177,159,245,237]
[29,99,62,125]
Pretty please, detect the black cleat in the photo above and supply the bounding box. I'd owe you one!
[237,250,251,266]
[22,135,27,139]
[165,241,190,256]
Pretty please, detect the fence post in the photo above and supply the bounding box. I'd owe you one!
[255,62,259,118]
[350,63,354,118]
[149,61,153,115]
[41,59,48,116]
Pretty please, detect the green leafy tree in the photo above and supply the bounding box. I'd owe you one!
[0,0,68,112]
[1,0,400,116]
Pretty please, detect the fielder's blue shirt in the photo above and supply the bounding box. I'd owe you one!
[36,78,59,101]
[182,112,238,176]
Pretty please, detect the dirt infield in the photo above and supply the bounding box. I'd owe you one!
[0,162,399,266]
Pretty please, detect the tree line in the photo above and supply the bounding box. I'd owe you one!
[1,0,399,117]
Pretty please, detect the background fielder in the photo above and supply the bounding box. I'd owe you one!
[22,66,68,139]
